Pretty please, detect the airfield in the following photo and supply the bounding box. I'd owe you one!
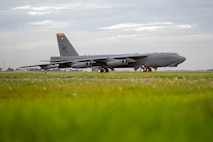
[0,71,213,142]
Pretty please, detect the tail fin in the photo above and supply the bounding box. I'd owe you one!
[56,33,79,56]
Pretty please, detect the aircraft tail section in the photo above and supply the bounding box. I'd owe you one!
[57,33,79,56]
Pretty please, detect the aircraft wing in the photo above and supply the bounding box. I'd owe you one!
[54,53,148,69]
[75,53,148,62]
[53,53,148,63]
[108,53,148,59]
[20,63,59,70]
[20,53,148,70]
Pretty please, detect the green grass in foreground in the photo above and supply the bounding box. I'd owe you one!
[0,72,213,142]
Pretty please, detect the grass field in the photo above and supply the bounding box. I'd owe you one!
[0,71,213,142]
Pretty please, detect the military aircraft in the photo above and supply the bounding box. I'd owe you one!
[21,33,186,72]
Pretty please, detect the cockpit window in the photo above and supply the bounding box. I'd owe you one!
[170,53,179,56]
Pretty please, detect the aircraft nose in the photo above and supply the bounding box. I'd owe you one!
[178,56,186,63]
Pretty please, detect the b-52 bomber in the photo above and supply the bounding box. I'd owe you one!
[21,33,186,72]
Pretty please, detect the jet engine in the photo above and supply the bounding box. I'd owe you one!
[40,64,58,70]
[106,59,128,67]
[71,62,91,68]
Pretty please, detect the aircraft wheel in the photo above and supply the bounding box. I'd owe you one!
[104,68,109,73]
[97,67,105,73]
[140,66,145,72]
[143,66,148,72]
[97,68,102,73]
[148,67,152,72]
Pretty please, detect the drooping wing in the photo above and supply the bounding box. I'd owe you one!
[71,53,148,63]
[58,53,149,70]
[20,53,148,70]
[19,63,59,70]
[48,53,148,64]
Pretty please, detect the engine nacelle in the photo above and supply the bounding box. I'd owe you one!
[40,64,58,70]
[106,59,128,67]
[71,62,91,68]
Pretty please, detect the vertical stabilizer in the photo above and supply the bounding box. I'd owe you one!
[57,33,79,56]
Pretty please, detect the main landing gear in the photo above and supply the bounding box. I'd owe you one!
[140,66,157,72]
[97,67,109,73]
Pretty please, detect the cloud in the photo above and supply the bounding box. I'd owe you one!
[98,21,195,40]
[12,5,66,15]
[29,20,69,30]
[12,5,31,10]
[99,23,141,30]
[99,22,173,32]
[175,24,193,29]
[65,2,112,9]
[112,34,145,39]
[12,2,112,16]
[99,22,193,32]
[30,20,56,26]
[26,11,54,16]
[12,5,67,11]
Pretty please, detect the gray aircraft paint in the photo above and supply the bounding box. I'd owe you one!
[20,33,186,72]
[57,33,79,56]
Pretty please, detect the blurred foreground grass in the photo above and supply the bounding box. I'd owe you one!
[0,71,213,142]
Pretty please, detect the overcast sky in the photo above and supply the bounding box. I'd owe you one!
[0,0,213,70]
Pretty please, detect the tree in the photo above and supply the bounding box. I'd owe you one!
[7,67,14,71]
